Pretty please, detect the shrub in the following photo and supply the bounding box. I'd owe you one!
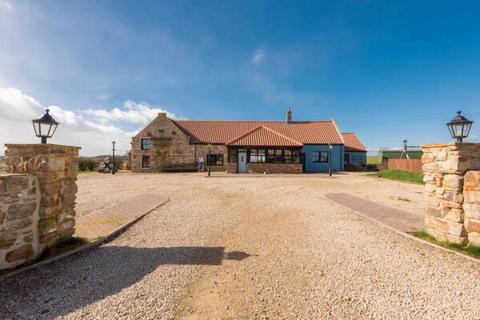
[78,157,97,172]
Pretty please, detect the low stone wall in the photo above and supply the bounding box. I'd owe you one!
[5,144,81,253]
[248,163,303,174]
[422,142,480,244]
[0,174,40,269]
[226,162,303,174]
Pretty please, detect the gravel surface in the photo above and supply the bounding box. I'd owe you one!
[1,172,480,319]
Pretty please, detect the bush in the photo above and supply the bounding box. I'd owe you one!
[78,157,97,172]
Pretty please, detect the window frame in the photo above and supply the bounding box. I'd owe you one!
[249,149,266,163]
[228,148,238,163]
[243,148,301,164]
[207,153,224,166]
[140,137,151,150]
[313,151,329,163]
[141,155,150,168]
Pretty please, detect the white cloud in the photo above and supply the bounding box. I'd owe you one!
[0,0,12,11]
[83,100,184,125]
[0,87,182,156]
[96,94,109,101]
[251,49,266,65]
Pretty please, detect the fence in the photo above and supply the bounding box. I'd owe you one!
[387,158,423,172]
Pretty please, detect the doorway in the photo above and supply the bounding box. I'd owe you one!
[238,149,247,173]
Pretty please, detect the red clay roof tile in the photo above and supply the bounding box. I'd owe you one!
[172,120,344,145]
[227,126,303,147]
[342,132,367,152]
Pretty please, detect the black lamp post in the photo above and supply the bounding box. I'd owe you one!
[207,144,212,177]
[328,144,333,177]
[112,141,116,175]
[447,111,473,142]
[32,109,59,144]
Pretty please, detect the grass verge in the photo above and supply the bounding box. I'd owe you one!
[409,230,480,259]
[368,169,423,184]
[367,155,378,165]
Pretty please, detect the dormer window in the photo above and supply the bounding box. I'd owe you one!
[141,138,151,150]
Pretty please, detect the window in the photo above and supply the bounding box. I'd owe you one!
[313,151,329,163]
[351,153,364,165]
[284,149,301,163]
[141,138,151,150]
[228,149,238,163]
[243,148,302,163]
[249,149,266,163]
[267,149,283,163]
[142,155,150,168]
[207,154,224,166]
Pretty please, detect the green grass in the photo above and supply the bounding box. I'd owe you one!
[368,169,424,184]
[367,155,378,165]
[410,230,480,259]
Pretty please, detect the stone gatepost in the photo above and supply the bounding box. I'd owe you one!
[5,144,81,252]
[422,143,480,244]
[464,171,480,245]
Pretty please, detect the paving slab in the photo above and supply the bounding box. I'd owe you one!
[74,194,169,240]
[326,192,423,232]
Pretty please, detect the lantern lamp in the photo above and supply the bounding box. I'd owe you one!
[32,109,59,144]
[447,111,473,142]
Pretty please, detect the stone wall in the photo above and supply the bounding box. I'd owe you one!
[464,171,480,245]
[226,162,303,174]
[247,163,303,174]
[130,113,228,172]
[0,174,40,269]
[422,142,480,244]
[5,144,81,252]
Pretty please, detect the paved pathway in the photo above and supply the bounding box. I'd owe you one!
[74,194,169,240]
[326,192,424,232]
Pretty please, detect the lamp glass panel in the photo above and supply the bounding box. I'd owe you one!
[33,121,40,136]
[463,123,472,137]
[40,122,52,137]
[453,123,462,137]
[50,123,58,137]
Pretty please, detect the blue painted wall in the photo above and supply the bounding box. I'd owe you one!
[346,152,367,167]
[301,144,344,172]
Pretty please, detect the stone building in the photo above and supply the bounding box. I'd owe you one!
[130,109,367,174]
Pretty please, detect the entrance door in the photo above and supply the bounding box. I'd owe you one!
[301,153,306,172]
[238,149,247,173]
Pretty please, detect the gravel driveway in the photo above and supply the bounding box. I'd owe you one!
[1,172,480,319]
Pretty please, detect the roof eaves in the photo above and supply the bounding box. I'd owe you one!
[331,119,345,144]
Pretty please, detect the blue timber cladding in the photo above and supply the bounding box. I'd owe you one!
[346,152,367,167]
[301,144,344,172]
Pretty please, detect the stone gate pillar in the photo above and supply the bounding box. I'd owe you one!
[464,171,480,245]
[422,143,480,244]
[5,144,81,252]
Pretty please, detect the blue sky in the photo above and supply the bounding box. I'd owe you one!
[1,0,479,155]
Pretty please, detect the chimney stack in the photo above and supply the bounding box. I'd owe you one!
[286,107,292,123]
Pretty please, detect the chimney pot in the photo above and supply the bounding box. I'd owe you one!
[286,107,292,123]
